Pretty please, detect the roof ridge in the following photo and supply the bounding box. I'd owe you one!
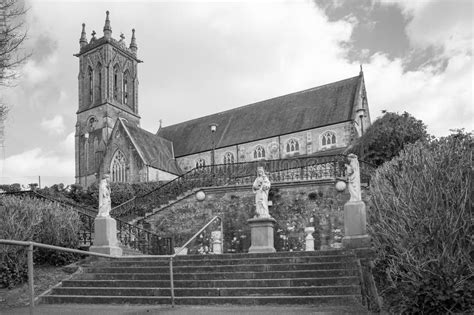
[159,75,361,130]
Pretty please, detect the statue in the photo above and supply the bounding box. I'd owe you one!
[252,166,271,218]
[97,174,111,217]
[346,154,361,202]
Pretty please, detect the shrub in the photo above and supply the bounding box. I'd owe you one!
[368,130,473,313]
[0,194,81,288]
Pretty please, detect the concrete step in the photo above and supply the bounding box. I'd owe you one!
[79,269,359,281]
[108,254,352,267]
[85,262,356,274]
[118,249,354,261]
[41,294,362,306]
[51,285,360,297]
[63,276,359,288]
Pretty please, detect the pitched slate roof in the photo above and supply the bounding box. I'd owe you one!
[120,119,180,175]
[157,75,362,157]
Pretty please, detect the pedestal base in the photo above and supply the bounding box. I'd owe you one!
[89,216,122,257]
[342,234,371,249]
[343,200,371,249]
[247,217,276,253]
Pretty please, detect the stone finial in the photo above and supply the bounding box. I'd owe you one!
[359,64,363,75]
[79,23,87,48]
[103,10,112,39]
[90,30,97,43]
[129,28,137,54]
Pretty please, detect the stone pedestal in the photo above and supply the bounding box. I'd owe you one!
[211,230,223,254]
[304,227,315,251]
[247,217,276,253]
[89,216,122,256]
[342,201,371,249]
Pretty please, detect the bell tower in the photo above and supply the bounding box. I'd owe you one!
[74,11,142,187]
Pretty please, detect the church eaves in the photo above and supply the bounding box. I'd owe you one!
[158,74,363,157]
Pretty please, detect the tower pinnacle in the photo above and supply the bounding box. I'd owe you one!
[79,23,87,48]
[129,29,137,54]
[103,10,112,39]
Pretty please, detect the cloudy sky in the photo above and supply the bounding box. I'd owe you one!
[0,0,472,187]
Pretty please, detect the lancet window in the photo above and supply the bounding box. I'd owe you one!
[195,158,206,169]
[321,131,337,147]
[254,145,265,159]
[223,152,234,164]
[111,150,127,182]
[286,139,299,153]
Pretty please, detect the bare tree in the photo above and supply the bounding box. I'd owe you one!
[0,0,29,86]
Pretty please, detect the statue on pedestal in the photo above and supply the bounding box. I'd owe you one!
[252,166,271,218]
[97,174,111,217]
[346,153,361,202]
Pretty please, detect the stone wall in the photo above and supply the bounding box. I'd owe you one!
[176,121,354,172]
[146,180,369,253]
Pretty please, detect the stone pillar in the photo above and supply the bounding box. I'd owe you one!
[342,200,371,249]
[89,216,122,256]
[304,227,315,251]
[211,230,222,254]
[319,215,330,250]
[247,217,276,253]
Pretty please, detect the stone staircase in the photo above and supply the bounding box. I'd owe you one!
[41,250,367,309]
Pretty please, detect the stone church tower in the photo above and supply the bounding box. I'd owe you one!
[74,11,142,186]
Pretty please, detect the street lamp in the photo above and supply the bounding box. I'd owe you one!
[209,123,218,166]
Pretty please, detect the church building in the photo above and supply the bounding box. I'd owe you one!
[74,12,371,187]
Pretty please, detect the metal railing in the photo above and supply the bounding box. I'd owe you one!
[168,215,223,306]
[0,217,223,311]
[0,192,173,255]
[0,239,121,315]
[111,154,376,218]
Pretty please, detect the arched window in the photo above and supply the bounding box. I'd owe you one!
[87,66,93,104]
[113,64,120,101]
[254,145,265,159]
[286,139,299,153]
[111,150,127,182]
[195,158,206,169]
[223,152,234,164]
[321,131,337,147]
[95,63,102,104]
[123,70,130,105]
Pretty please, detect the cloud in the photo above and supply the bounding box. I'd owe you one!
[40,114,66,135]
[0,132,75,186]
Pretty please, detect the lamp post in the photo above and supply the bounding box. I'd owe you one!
[209,123,218,168]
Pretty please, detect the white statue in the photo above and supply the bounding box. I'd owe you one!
[97,174,112,217]
[346,154,361,202]
[252,167,271,218]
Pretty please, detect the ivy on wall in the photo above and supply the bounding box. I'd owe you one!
[149,183,364,253]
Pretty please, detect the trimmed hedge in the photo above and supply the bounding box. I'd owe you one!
[0,194,81,288]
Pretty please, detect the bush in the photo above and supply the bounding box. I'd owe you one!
[368,130,473,313]
[0,194,81,288]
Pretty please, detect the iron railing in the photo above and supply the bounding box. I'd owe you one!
[169,216,223,306]
[111,154,376,218]
[0,191,173,255]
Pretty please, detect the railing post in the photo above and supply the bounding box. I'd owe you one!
[220,217,224,253]
[169,257,175,307]
[27,242,34,315]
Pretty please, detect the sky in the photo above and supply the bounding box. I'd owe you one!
[0,0,472,187]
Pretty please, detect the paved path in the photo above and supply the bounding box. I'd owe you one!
[1,304,370,315]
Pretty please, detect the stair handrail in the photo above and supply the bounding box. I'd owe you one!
[1,191,173,255]
[0,239,121,315]
[168,215,223,307]
[111,153,362,218]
